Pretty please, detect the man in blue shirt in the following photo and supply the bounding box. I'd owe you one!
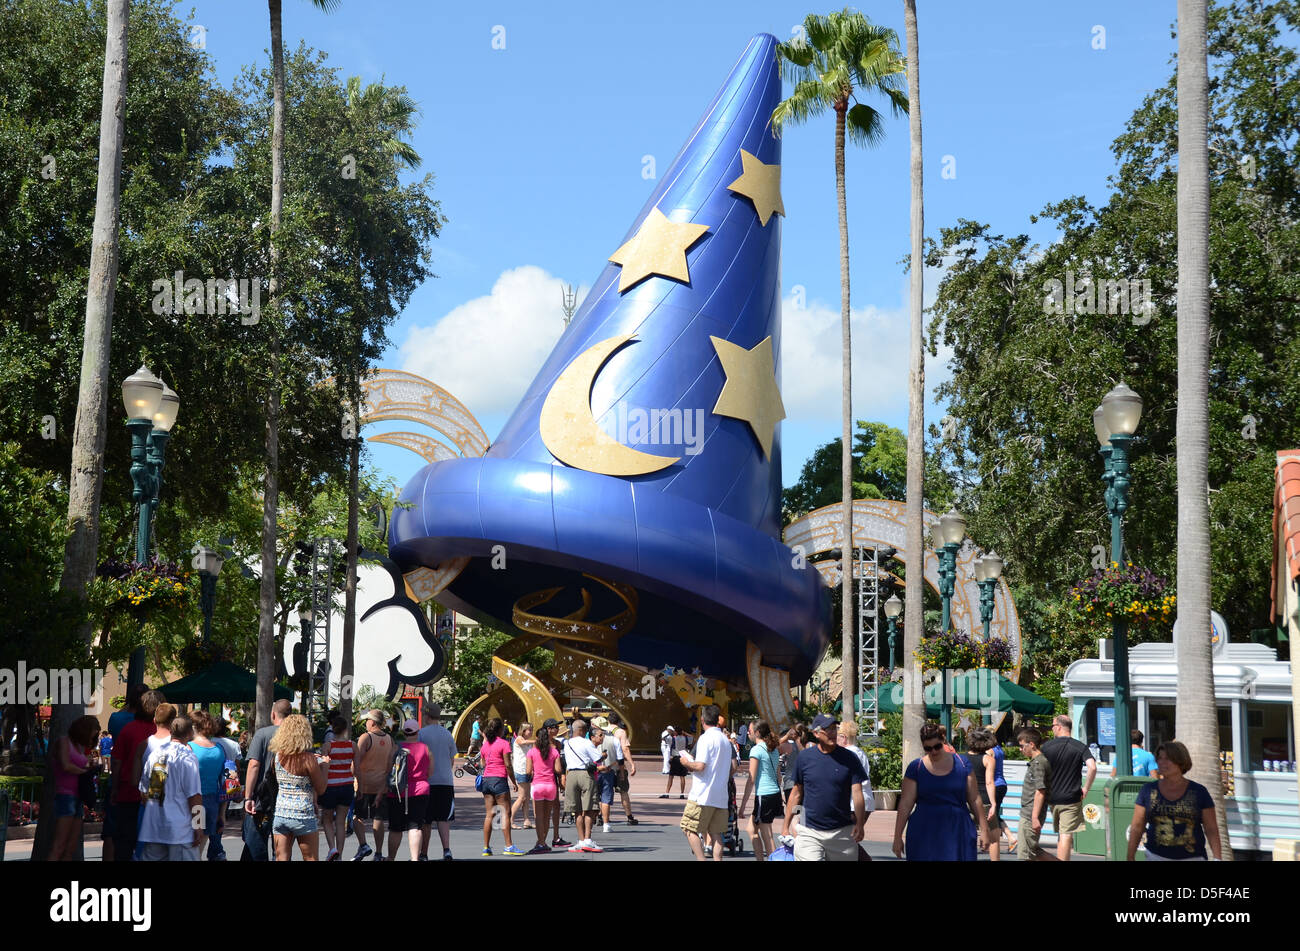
[1111,729,1159,778]
[781,713,867,861]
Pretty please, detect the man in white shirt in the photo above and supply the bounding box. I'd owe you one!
[678,705,733,861]
[418,703,459,861]
[137,714,204,861]
[561,719,604,853]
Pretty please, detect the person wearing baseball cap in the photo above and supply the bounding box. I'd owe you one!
[781,713,867,861]
[385,719,431,861]
[351,709,394,860]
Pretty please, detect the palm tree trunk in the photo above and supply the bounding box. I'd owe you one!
[256,0,286,730]
[341,424,361,724]
[1174,0,1231,860]
[902,0,926,767]
[35,0,131,863]
[833,99,855,718]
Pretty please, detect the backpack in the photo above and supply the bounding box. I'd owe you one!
[253,753,278,827]
[389,743,410,805]
[220,758,242,802]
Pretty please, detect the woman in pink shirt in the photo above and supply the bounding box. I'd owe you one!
[478,717,523,856]
[525,725,561,854]
[51,715,100,861]
[387,719,431,861]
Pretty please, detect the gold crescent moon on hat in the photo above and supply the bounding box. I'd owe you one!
[539,333,680,477]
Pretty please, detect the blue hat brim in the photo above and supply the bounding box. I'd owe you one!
[389,455,829,683]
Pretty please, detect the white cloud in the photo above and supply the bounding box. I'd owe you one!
[398,266,584,417]
[780,276,954,427]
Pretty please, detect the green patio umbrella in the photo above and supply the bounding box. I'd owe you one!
[158,661,293,705]
[836,671,1053,718]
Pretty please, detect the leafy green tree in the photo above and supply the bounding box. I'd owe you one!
[783,420,952,521]
[774,9,908,713]
[923,1,1298,717]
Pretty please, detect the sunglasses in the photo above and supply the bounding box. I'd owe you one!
[922,742,944,753]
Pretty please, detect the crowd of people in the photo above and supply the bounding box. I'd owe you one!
[42,685,1224,863]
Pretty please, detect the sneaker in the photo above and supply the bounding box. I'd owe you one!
[527,843,550,855]
[352,844,373,861]
[626,817,639,825]
[552,838,571,847]
[326,848,339,862]
[481,847,493,856]
[567,843,585,852]
[418,854,429,861]
[503,845,526,856]
[374,854,386,861]
[658,794,669,799]
[581,840,603,853]
[678,794,686,799]
[443,849,453,861]
[603,823,611,834]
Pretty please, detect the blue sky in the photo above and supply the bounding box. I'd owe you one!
[184,0,1180,489]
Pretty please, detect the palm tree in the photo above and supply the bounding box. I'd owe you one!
[336,77,422,724]
[36,0,131,863]
[256,0,340,730]
[1174,0,1231,859]
[901,0,926,766]
[773,10,907,718]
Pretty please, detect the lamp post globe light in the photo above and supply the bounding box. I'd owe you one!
[196,546,224,643]
[884,593,902,669]
[976,550,1004,639]
[935,509,967,744]
[1095,382,1143,778]
[121,364,179,688]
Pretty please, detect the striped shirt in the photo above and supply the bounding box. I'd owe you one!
[325,739,354,787]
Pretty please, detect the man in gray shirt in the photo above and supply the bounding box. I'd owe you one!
[241,698,290,861]
[418,703,458,861]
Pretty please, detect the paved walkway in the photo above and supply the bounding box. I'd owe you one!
[2,755,1095,861]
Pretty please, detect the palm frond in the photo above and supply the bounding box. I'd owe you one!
[845,103,886,148]
[771,78,838,132]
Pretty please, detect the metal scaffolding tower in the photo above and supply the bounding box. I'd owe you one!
[856,545,882,738]
[304,538,336,722]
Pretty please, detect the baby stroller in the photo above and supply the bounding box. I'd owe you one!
[454,752,483,779]
[723,775,743,856]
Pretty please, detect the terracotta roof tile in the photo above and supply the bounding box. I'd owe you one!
[1275,452,1300,619]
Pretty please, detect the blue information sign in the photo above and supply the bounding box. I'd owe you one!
[1098,707,1116,747]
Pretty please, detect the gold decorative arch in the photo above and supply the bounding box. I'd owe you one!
[354,368,489,601]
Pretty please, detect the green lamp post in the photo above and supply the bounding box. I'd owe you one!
[122,364,180,688]
[1094,382,1143,777]
[884,593,902,669]
[935,509,967,743]
[974,550,1004,639]
[195,545,225,643]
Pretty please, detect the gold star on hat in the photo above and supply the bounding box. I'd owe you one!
[726,149,784,226]
[709,335,785,458]
[608,207,710,292]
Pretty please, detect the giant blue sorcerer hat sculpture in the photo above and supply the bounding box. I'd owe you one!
[390,34,828,695]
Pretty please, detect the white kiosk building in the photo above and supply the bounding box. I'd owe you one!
[1063,626,1297,855]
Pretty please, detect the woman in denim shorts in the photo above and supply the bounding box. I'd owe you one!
[268,714,328,860]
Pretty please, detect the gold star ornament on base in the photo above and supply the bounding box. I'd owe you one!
[608,208,710,292]
[709,335,785,458]
[726,149,784,226]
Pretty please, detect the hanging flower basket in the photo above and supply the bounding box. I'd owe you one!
[915,630,982,670]
[1070,562,1174,635]
[90,558,192,625]
[982,637,1015,669]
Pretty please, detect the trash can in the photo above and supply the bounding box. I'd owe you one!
[1105,776,1150,861]
[1073,781,1108,856]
